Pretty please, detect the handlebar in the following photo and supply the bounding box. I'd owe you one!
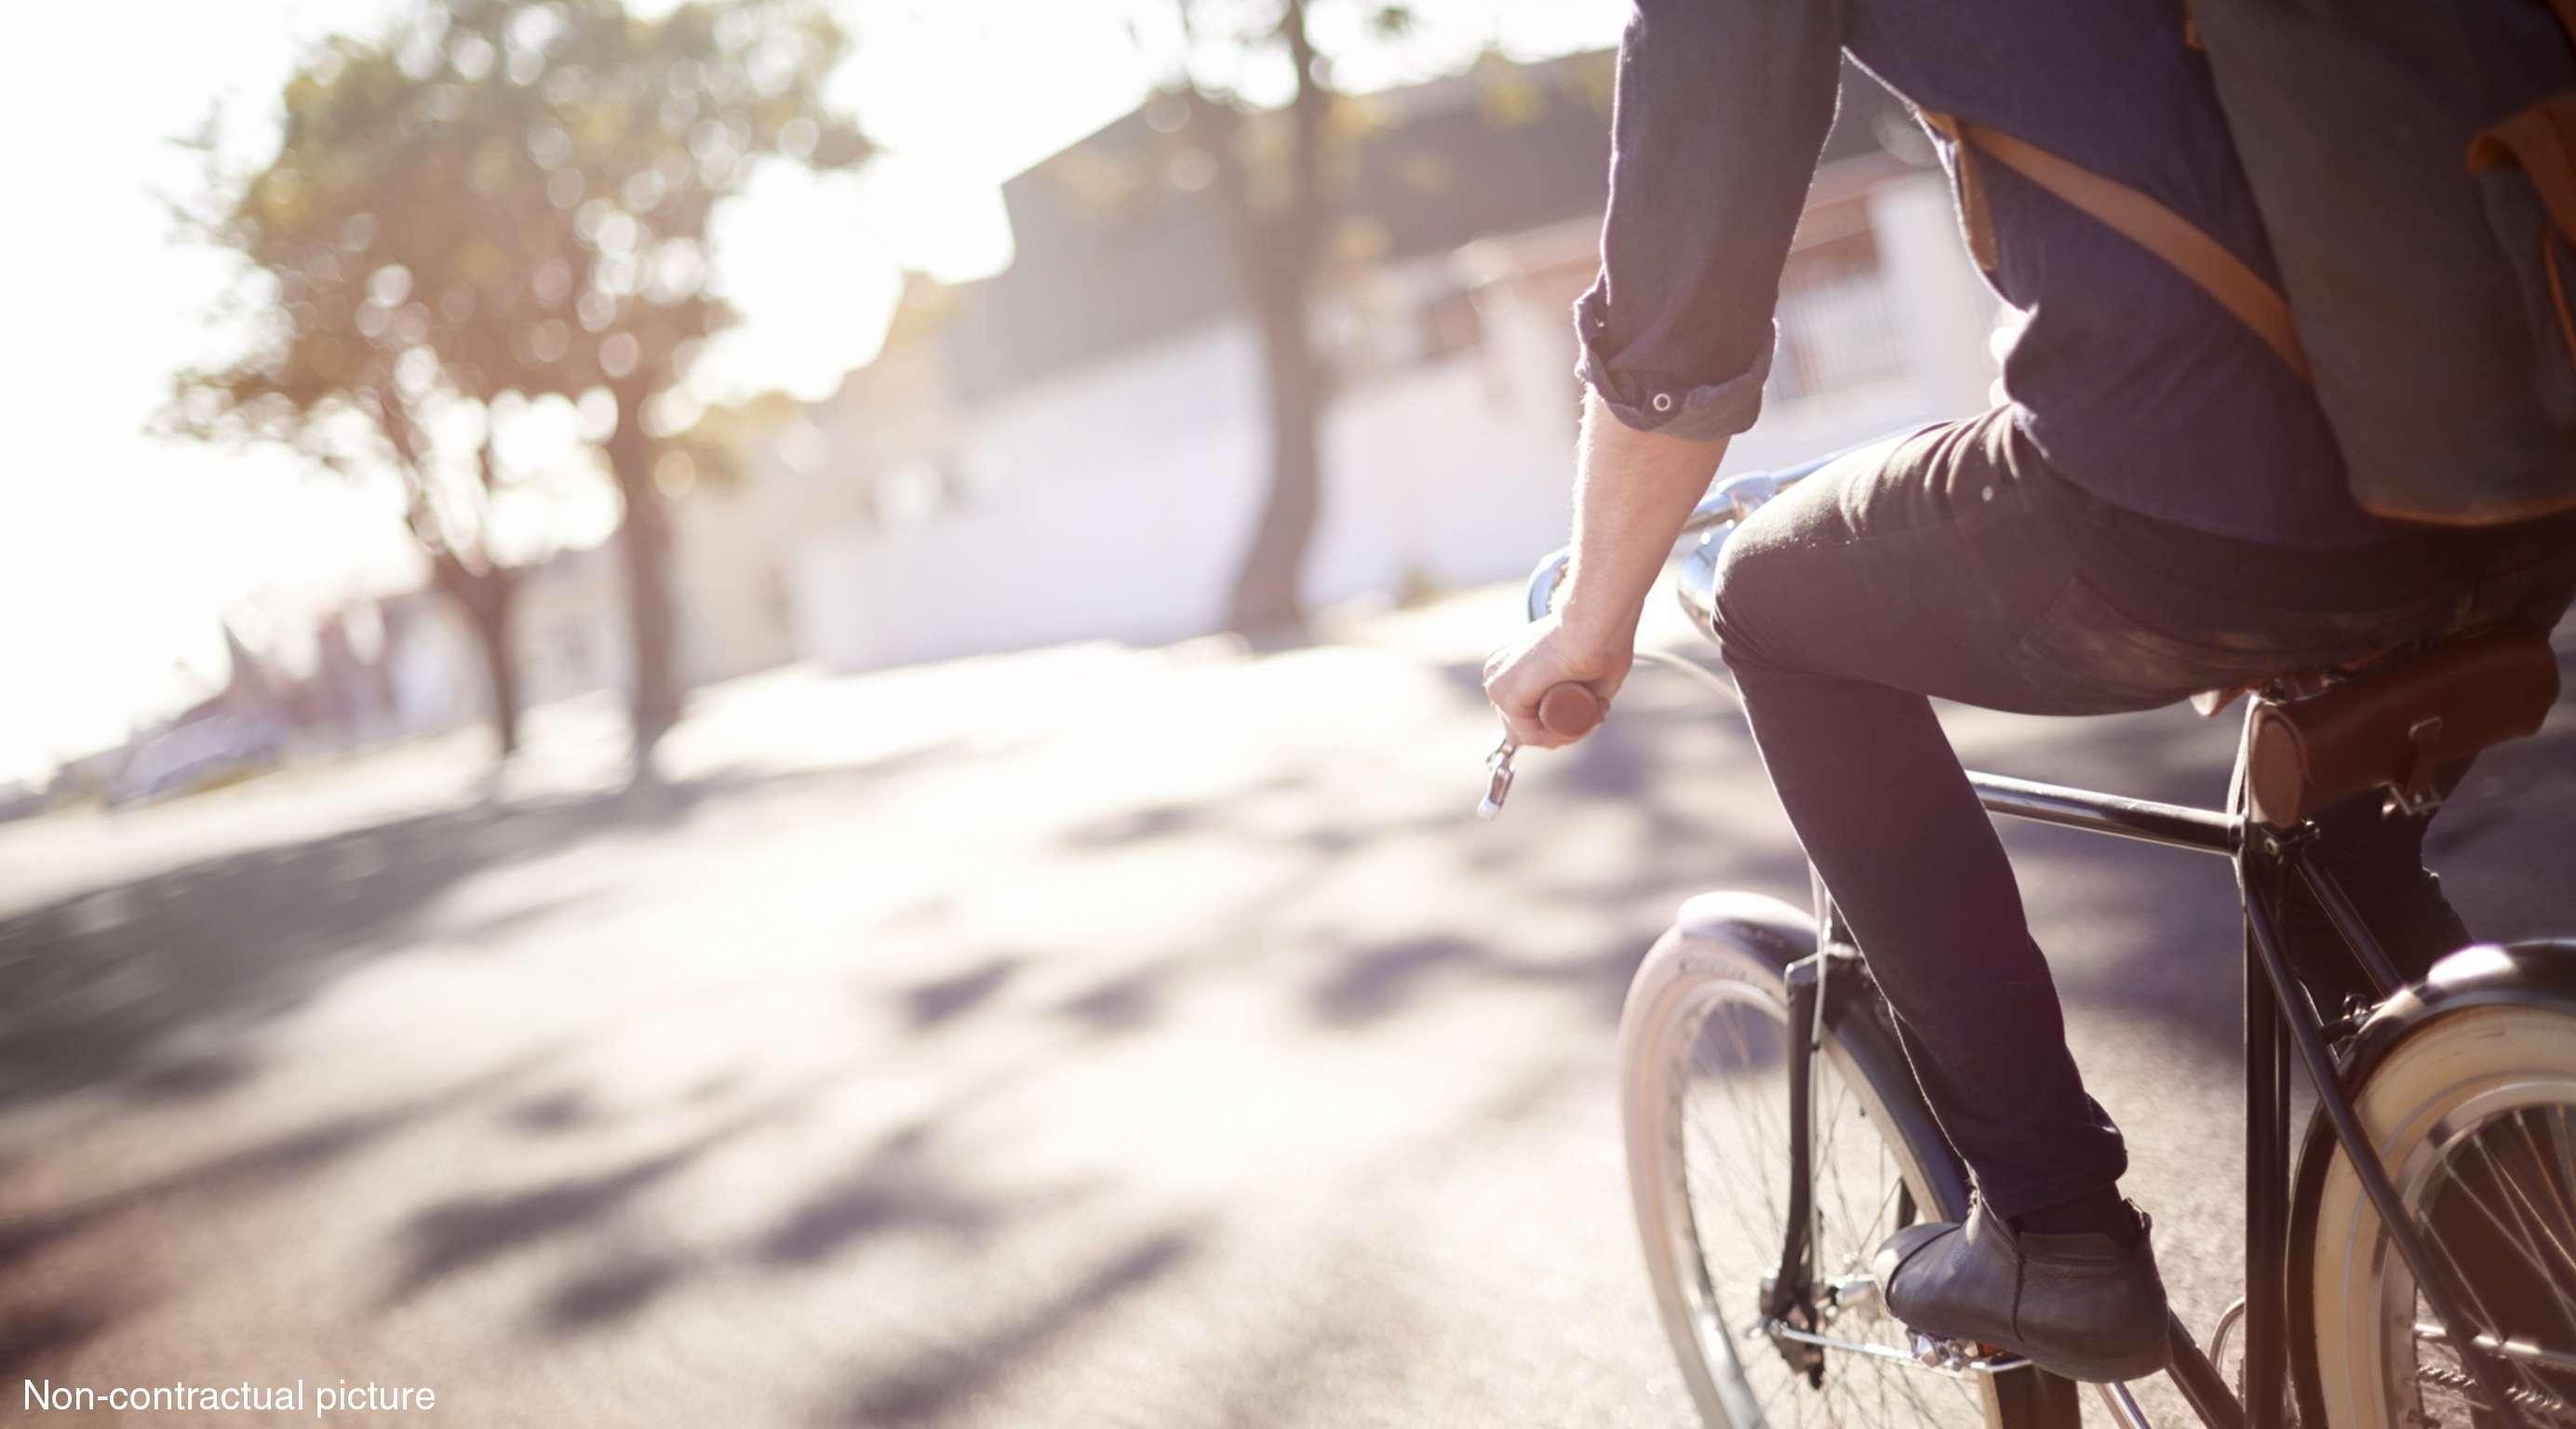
[1481,456,1839,820]
[1536,683,1604,740]
[1483,436,1906,819]
[1521,464,1811,629]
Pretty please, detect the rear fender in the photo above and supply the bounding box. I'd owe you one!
[2288,940,2576,1427]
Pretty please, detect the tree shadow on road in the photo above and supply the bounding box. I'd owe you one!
[834,1224,1201,1427]
[0,747,963,1111]
[900,957,1023,1034]
[0,1295,113,1380]
[0,1046,568,1279]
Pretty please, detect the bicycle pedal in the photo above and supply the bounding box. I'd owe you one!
[1908,1331,2030,1373]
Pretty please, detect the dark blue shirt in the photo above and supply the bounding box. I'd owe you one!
[1576,0,2402,549]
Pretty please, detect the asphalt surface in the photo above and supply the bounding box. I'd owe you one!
[3,591,2571,1428]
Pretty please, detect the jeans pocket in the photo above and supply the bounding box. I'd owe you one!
[2003,578,2400,714]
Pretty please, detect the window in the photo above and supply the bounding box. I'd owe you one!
[1415,288,1484,364]
[1769,215,1904,404]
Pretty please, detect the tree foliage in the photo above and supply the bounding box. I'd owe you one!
[167,0,865,761]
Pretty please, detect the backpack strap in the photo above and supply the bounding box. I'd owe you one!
[1922,111,2313,381]
[2469,96,2576,367]
[2469,98,2576,245]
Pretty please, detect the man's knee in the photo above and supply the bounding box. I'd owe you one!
[1709,521,1786,672]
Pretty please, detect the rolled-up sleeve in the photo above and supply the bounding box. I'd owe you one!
[1576,0,1845,441]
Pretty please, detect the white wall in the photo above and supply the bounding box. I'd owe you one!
[513,548,626,707]
[1715,171,2002,480]
[385,599,476,736]
[788,169,2002,674]
[674,481,801,686]
[789,323,1268,672]
[1308,286,1582,609]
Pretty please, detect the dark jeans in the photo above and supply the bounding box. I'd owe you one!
[1709,407,2576,1216]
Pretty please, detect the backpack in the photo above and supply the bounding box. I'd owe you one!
[1928,1,2576,528]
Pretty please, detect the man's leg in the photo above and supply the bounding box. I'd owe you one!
[1707,415,2136,1219]
[1697,411,2292,1379]
[1719,648,2129,1213]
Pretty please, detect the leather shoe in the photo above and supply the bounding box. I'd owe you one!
[1872,1198,2171,1382]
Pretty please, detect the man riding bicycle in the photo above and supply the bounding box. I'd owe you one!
[1483,0,2576,1383]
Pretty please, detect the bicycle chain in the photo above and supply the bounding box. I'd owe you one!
[2414,1360,2576,1425]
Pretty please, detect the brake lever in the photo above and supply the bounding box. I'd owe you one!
[1475,686,1603,820]
[1478,736,1518,820]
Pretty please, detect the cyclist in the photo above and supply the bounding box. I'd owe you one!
[1483,0,2576,1383]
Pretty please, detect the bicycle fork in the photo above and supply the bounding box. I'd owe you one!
[1761,947,1831,1385]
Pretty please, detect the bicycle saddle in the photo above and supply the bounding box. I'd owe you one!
[2235,627,2562,827]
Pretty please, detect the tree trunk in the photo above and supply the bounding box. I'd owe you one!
[1223,0,1329,638]
[434,562,522,760]
[469,585,523,758]
[1228,275,1325,634]
[609,387,682,773]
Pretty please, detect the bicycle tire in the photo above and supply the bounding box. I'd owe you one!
[1618,891,2083,1429]
[2292,957,2576,1429]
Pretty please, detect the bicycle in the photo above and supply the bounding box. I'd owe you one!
[1483,452,2576,1429]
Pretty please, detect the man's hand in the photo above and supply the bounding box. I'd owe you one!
[1482,393,1733,751]
[1483,611,1634,750]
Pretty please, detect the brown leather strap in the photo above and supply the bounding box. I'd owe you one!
[2468,96,2576,368]
[2470,96,2576,243]
[1960,121,2312,380]
[1942,117,2313,381]
[1916,111,2001,272]
[2544,229,2576,365]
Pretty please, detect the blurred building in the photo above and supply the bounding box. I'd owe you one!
[26,56,2009,790]
[361,544,628,745]
[510,545,627,706]
[696,56,2002,673]
[130,57,2006,755]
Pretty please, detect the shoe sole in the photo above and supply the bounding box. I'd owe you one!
[1983,1332,2170,1385]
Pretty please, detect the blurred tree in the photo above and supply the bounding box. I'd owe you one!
[1158,1,1527,636]
[165,0,864,768]
[1164,0,1352,635]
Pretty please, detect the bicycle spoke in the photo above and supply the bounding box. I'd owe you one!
[2467,1133,2576,1291]
[2432,1142,2576,1337]
[1713,1009,1789,1171]
[1689,1038,1786,1229]
[1693,1010,1787,1227]
[1672,982,1999,1429]
[1842,1169,1905,1277]
[2398,1107,2576,1426]
[2414,1176,2511,1335]
[2513,1111,2576,1240]
[2550,1108,2576,1231]
[1689,1105,1782,1239]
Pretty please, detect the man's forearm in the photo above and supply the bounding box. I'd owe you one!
[1558,391,1731,648]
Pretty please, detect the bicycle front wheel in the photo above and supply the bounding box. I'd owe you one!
[1617,892,2079,1429]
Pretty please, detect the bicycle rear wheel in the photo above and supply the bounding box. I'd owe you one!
[1618,892,2081,1429]
[2298,992,2576,1429]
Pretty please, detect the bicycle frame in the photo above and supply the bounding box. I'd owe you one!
[1954,743,2516,1429]
[1519,463,2533,1429]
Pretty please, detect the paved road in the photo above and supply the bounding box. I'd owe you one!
[3,592,2571,1428]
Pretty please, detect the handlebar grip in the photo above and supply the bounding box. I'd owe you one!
[1537,684,1605,740]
